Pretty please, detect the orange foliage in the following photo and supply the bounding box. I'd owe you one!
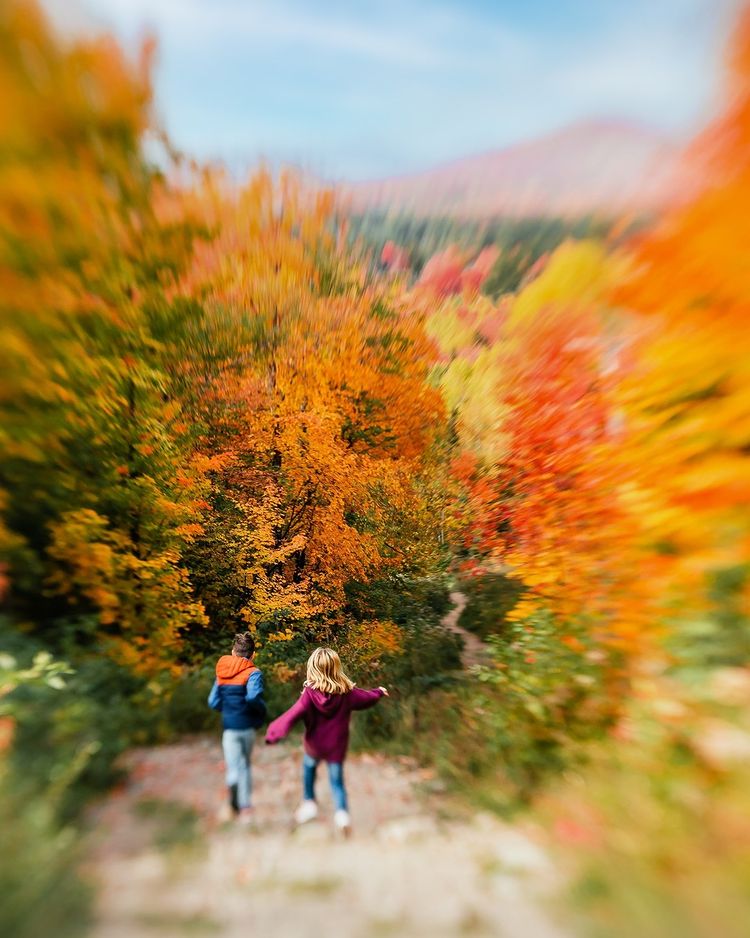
[444,11,750,656]
[451,246,650,642]
[10,0,750,686]
[613,6,750,622]
[178,171,444,632]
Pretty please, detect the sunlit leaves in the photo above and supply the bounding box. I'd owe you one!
[179,171,445,636]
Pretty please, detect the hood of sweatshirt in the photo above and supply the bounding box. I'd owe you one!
[216,655,256,684]
[304,686,350,714]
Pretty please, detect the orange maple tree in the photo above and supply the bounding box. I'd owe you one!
[177,171,445,640]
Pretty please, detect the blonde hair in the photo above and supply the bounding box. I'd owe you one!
[305,647,354,695]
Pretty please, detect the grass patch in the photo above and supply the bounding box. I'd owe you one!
[134,798,200,852]
[282,875,342,897]
[135,911,221,934]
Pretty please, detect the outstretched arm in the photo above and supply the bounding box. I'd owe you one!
[265,690,310,744]
[349,687,386,711]
[207,680,222,711]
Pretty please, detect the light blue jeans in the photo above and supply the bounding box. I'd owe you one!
[303,753,348,811]
[222,728,255,809]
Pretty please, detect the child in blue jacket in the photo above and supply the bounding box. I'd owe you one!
[208,631,266,823]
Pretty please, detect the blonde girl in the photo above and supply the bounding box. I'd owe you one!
[265,648,388,832]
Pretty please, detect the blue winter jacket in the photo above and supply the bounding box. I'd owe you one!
[208,655,267,730]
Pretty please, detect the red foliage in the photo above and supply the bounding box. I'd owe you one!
[381,240,410,271]
[460,246,499,293]
[417,246,466,296]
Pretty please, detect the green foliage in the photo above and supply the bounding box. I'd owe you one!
[0,636,218,938]
[349,616,464,750]
[345,573,452,628]
[1,626,221,821]
[457,573,525,639]
[0,638,94,938]
[348,211,627,295]
[345,577,615,807]
[5,640,141,819]
[0,779,91,938]
[470,612,617,796]
[669,564,750,669]
[356,607,617,809]
[0,626,232,938]
[161,662,220,736]
[340,577,460,745]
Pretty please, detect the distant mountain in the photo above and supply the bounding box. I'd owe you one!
[341,120,687,218]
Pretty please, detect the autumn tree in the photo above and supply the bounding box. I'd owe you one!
[0,0,210,671]
[177,171,446,647]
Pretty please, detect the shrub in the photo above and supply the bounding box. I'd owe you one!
[160,662,221,737]
[357,607,619,809]
[456,572,526,640]
[8,651,152,819]
[349,615,464,750]
[0,776,91,938]
[0,643,93,938]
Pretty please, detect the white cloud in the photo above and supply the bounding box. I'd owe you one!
[75,0,482,67]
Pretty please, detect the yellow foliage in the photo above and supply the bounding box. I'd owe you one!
[507,240,624,328]
[340,618,402,673]
[612,8,750,621]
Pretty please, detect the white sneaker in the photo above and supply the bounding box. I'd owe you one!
[294,800,319,824]
[334,809,351,833]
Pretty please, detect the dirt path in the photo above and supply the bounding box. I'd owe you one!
[84,738,568,938]
[82,595,569,938]
[442,590,490,668]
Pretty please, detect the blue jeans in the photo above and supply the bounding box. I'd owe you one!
[222,728,255,809]
[303,753,348,811]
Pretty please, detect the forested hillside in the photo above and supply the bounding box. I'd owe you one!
[347,211,623,295]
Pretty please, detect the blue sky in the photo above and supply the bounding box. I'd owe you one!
[62,0,740,180]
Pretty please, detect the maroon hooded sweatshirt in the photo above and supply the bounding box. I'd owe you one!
[265,685,384,763]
